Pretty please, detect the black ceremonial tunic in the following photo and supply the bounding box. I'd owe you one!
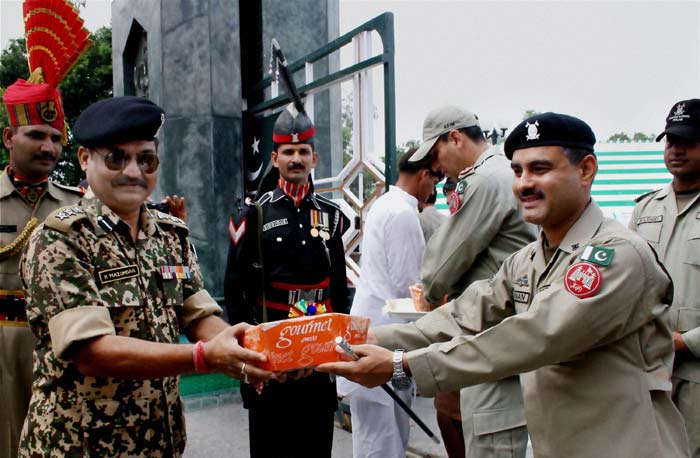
[224,184,349,457]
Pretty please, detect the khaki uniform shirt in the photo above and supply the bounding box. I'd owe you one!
[631,185,700,382]
[18,195,221,458]
[0,167,82,458]
[376,203,689,458]
[420,147,536,436]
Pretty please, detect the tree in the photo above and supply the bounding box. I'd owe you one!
[0,27,113,185]
[607,131,655,143]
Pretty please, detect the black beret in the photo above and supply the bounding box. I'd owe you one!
[656,98,700,142]
[73,96,165,147]
[504,112,596,160]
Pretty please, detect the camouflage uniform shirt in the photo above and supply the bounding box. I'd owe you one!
[18,195,221,457]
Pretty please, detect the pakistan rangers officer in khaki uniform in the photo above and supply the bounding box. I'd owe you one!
[320,112,691,458]
[631,98,700,457]
[410,106,536,457]
[18,96,274,457]
[1,76,83,458]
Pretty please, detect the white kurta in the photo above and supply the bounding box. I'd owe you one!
[339,185,425,458]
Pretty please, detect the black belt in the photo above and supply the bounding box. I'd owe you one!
[265,285,330,306]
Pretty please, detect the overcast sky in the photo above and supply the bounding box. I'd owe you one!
[2,0,699,144]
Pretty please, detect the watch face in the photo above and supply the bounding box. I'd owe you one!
[391,376,412,391]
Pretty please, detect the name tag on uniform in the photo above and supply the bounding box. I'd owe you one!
[161,265,191,280]
[636,215,662,225]
[263,218,288,232]
[98,265,139,284]
[513,290,530,304]
[0,225,17,233]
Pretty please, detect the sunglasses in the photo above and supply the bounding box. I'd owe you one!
[92,148,160,174]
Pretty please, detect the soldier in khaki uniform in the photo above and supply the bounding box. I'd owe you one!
[631,98,700,457]
[320,112,690,458]
[18,97,274,457]
[1,76,84,458]
[410,105,536,457]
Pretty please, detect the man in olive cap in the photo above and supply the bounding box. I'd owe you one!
[18,96,273,457]
[320,112,690,457]
[631,98,700,456]
[409,105,535,457]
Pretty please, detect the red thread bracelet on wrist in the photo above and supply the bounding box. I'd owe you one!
[193,341,209,373]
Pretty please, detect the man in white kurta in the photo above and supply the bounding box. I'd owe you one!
[340,149,440,458]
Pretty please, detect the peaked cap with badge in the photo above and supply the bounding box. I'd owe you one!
[2,0,92,143]
[655,98,700,142]
[504,112,596,160]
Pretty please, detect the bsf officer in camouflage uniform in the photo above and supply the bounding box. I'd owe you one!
[631,98,700,456]
[18,96,273,457]
[225,103,349,457]
[1,78,83,457]
[320,112,691,458]
[411,106,535,458]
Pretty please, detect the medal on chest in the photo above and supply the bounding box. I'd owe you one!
[564,262,602,298]
[161,265,192,280]
[310,210,330,240]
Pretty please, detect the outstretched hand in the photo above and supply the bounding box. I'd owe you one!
[204,323,275,391]
[316,343,394,388]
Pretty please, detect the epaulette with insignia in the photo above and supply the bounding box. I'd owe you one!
[45,206,88,233]
[52,182,84,196]
[154,211,189,233]
[634,188,661,203]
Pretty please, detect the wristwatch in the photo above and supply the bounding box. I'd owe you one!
[391,349,412,390]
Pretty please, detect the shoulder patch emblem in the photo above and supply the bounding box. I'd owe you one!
[564,262,602,299]
[448,192,461,215]
[228,216,246,246]
[636,215,663,225]
[579,245,614,266]
[515,275,529,287]
[455,180,467,195]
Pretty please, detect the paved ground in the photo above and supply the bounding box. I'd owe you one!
[183,391,446,458]
[183,389,534,458]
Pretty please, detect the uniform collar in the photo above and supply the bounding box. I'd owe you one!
[82,194,159,238]
[0,166,62,202]
[532,201,604,270]
[270,183,322,210]
[654,183,673,200]
[473,145,502,169]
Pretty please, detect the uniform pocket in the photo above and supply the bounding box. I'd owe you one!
[635,220,662,244]
[678,307,700,333]
[472,407,527,436]
[683,223,700,265]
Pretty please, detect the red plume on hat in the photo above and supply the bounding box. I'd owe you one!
[2,0,92,143]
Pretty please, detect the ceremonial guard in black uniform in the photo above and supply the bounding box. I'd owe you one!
[225,97,349,456]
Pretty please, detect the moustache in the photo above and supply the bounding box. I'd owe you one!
[32,152,58,162]
[288,163,305,170]
[112,176,148,188]
[518,188,545,200]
